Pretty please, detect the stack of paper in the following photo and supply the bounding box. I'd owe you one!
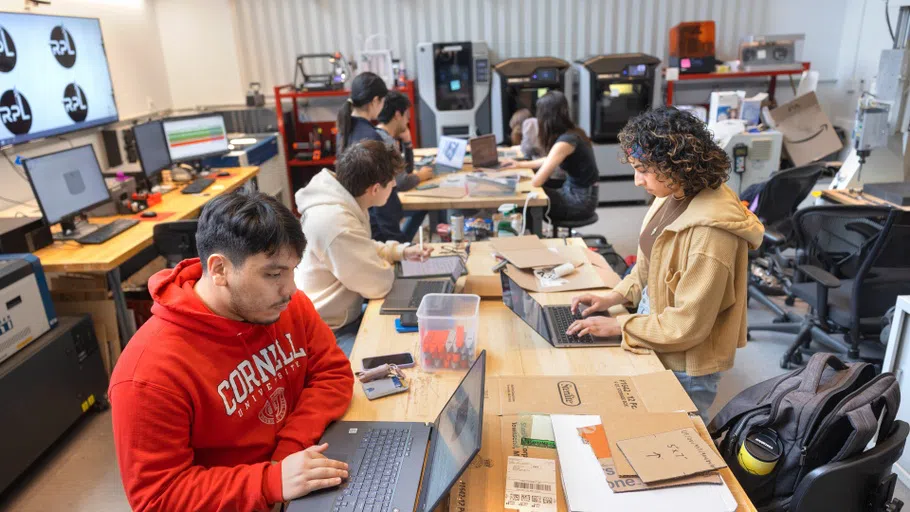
[551,415,737,512]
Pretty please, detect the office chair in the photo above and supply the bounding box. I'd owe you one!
[153,221,199,268]
[773,206,910,368]
[747,163,825,324]
[789,420,907,512]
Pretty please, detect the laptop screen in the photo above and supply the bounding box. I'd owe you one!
[417,351,486,511]
[449,258,465,283]
[500,271,551,340]
[436,136,467,168]
[469,134,498,167]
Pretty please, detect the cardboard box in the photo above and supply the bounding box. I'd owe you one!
[449,372,697,511]
[768,91,842,166]
[490,236,568,270]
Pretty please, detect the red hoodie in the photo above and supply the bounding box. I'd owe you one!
[109,259,354,512]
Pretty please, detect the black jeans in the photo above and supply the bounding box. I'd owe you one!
[545,181,597,222]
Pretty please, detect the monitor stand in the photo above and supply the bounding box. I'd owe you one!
[54,216,102,242]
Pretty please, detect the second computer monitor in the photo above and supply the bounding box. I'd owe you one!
[162,114,229,163]
[133,120,172,180]
[22,145,111,226]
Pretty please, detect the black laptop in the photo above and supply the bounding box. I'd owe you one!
[289,351,486,512]
[500,271,620,347]
[380,258,465,314]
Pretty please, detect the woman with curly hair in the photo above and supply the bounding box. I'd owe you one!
[501,91,599,222]
[567,107,764,419]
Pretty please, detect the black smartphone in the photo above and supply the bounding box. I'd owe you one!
[361,352,416,370]
[416,182,439,190]
[399,312,418,327]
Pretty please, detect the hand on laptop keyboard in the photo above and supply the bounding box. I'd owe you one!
[565,315,622,339]
[281,443,349,501]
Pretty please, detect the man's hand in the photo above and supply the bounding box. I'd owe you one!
[416,166,435,182]
[399,128,413,145]
[281,443,349,501]
[566,316,621,338]
[571,291,623,317]
[403,245,434,262]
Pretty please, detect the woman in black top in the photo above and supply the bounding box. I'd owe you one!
[503,91,599,222]
[336,72,389,154]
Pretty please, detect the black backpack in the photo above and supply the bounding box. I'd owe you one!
[708,353,900,511]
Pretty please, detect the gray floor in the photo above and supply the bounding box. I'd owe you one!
[2,198,907,510]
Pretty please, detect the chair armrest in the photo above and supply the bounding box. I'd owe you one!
[798,265,842,288]
[763,228,786,246]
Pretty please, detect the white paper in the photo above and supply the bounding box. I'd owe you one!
[533,268,568,288]
[505,456,558,512]
[400,255,462,278]
[666,67,680,81]
[550,415,737,512]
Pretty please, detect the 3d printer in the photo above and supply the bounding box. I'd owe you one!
[294,53,351,91]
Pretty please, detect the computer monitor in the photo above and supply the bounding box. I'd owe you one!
[161,114,230,163]
[23,145,111,233]
[132,120,171,182]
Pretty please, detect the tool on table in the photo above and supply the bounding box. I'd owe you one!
[357,363,410,401]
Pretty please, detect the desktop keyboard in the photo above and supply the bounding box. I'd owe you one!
[409,280,449,308]
[549,306,596,345]
[76,219,140,245]
[180,177,216,194]
[333,428,411,512]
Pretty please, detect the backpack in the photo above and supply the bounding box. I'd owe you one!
[708,353,900,511]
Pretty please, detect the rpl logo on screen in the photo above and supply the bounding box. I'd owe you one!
[49,25,76,68]
[63,83,88,122]
[0,26,16,72]
[0,88,32,135]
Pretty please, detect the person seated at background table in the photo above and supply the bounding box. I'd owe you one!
[567,107,764,420]
[509,107,541,159]
[336,71,388,154]
[501,91,598,223]
[372,90,434,243]
[109,191,355,512]
[295,140,433,354]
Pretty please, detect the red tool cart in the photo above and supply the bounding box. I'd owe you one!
[274,80,418,210]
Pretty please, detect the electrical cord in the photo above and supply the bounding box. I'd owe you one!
[887,0,896,45]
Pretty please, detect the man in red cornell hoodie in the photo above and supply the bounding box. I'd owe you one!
[109,191,355,511]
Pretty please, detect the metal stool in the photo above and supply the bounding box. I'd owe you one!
[551,213,599,239]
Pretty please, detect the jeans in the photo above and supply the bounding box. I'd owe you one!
[333,315,362,358]
[544,181,597,222]
[402,210,428,243]
[673,371,722,423]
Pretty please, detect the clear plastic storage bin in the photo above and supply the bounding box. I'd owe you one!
[417,294,480,371]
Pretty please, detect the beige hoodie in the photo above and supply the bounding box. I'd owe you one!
[294,170,405,330]
[613,183,765,376]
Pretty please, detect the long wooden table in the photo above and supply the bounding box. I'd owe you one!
[25,167,260,343]
[343,239,756,511]
[401,147,549,235]
[821,188,910,211]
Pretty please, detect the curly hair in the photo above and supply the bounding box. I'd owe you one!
[618,107,730,197]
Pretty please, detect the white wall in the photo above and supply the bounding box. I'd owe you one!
[153,0,246,109]
[0,0,173,210]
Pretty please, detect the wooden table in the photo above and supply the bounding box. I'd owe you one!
[821,189,910,211]
[402,147,549,235]
[342,239,755,511]
[27,167,259,343]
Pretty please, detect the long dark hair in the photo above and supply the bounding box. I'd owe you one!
[536,91,589,152]
[337,72,389,153]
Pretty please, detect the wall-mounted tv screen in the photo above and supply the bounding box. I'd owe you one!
[0,12,119,147]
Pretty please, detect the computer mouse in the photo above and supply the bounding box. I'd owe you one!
[217,171,231,177]
[140,211,158,218]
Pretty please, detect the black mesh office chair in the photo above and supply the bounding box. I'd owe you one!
[789,420,907,512]
[153,221,199,268]
[747,164,825,323]
[774,206,910,368]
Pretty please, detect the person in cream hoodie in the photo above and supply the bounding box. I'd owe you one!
[295,140,432,354]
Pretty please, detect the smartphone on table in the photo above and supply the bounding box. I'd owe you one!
[361,352,416,371]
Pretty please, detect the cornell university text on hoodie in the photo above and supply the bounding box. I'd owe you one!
[109,259,354,512]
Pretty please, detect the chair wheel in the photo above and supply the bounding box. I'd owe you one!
[780,355,791,369]
[785,296,795,306]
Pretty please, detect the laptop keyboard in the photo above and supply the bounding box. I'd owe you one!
[333,428,411,512]
[408,281,448,308]
[549,306,597,345]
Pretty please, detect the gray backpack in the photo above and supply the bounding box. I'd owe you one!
[708,353,900,511]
